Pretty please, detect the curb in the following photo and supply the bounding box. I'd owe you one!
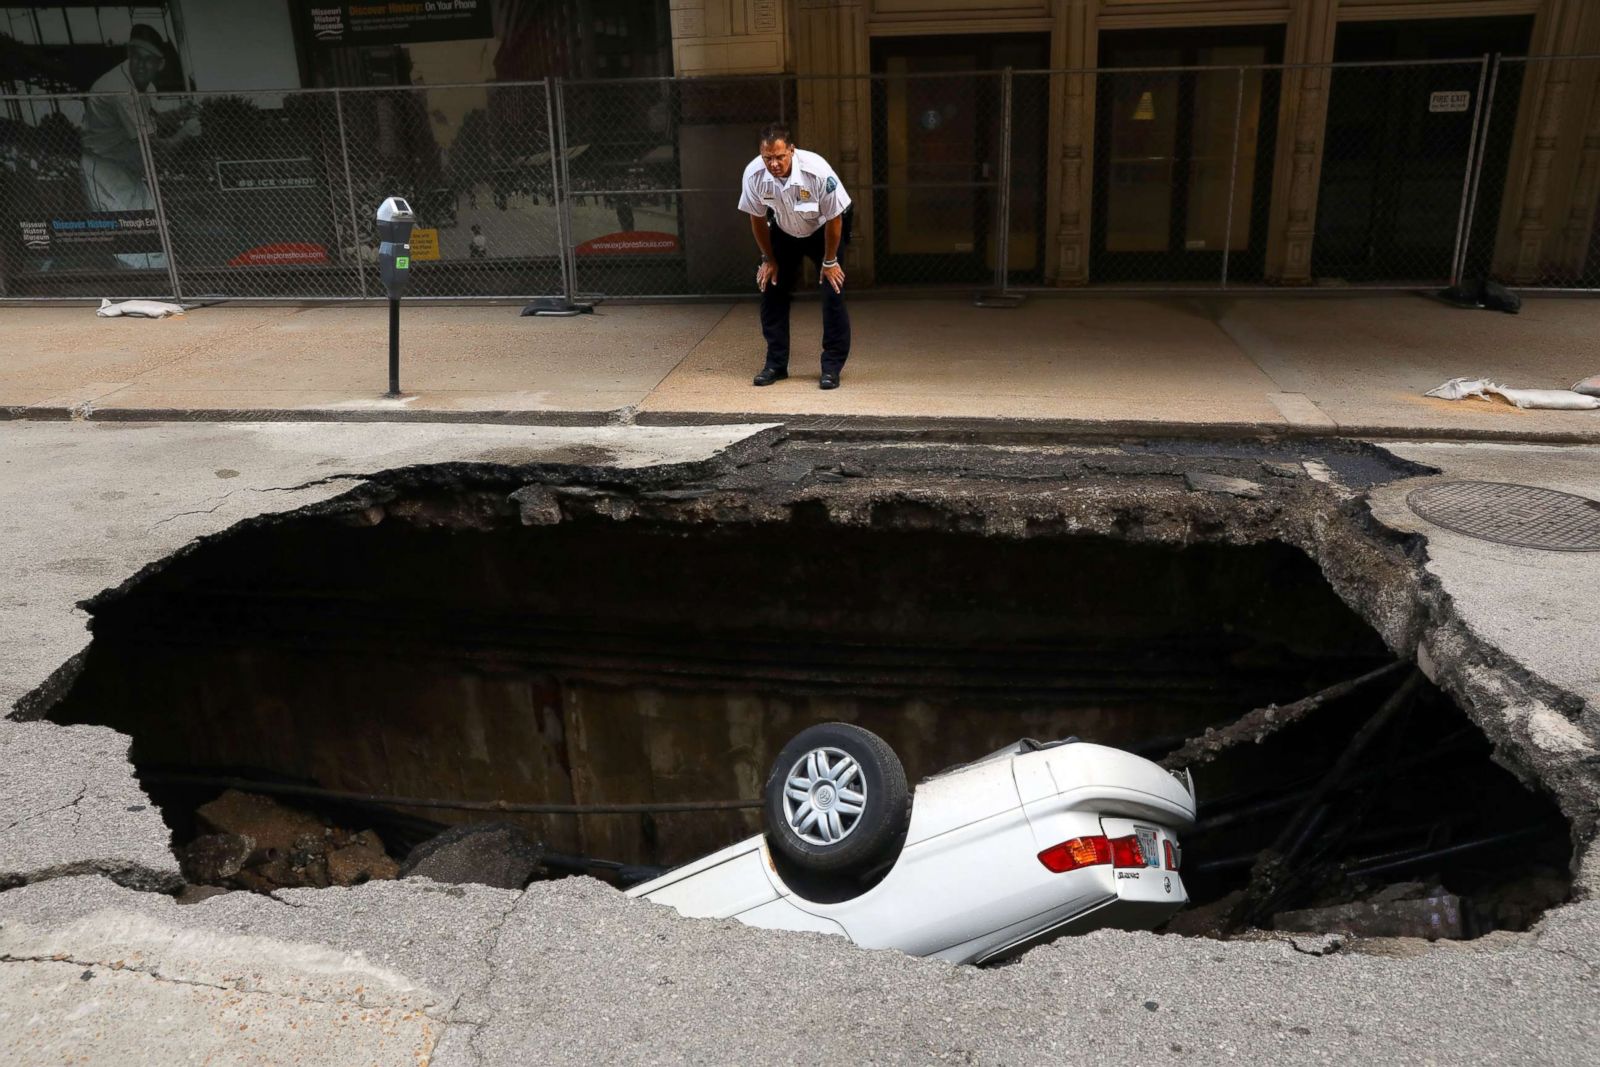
[3,405,1600,445]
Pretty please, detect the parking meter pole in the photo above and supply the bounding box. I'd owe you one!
[387,297,401,396]
[375,196,416,395]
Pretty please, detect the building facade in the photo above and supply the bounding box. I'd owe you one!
[669,0,1600,288]
[3,1,1597,295]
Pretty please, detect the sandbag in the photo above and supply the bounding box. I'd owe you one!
[1425,377,1600,410]
[96,298,186,318]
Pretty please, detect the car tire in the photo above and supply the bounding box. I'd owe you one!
[764,722,910,874]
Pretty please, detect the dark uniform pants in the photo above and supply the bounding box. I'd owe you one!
[761,207,852,374]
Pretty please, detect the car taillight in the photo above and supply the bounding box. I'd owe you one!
[1108,835,1146,869]
[1038,835,1112,873]
[1164,840,1180,871]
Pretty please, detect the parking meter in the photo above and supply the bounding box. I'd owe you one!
[376,197,415,395]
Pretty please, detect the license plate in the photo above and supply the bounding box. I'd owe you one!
[1136,827,1160,868]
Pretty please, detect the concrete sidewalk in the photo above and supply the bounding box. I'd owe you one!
[6,293,1599,439]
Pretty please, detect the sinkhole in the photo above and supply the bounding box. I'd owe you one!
[44,477,1572,941]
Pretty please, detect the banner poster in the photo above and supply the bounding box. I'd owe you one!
[301,1,495,47]
[1,15,192,273]
[17,213,165,258]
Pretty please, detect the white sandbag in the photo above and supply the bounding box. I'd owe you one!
[1424,377,1493,401]
[96,298,186,318]
[1489,386,1600,410]
[1424,376,1600,410]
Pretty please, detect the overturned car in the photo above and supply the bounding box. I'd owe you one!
[630,723,1196,964]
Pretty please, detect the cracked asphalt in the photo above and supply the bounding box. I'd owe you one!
[2,420,1599,1065]
[3,874,1596,1065]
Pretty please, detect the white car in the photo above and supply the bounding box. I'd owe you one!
[629,722,1197,965]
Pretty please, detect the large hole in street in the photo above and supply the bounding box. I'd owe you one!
[46,483,1572,942]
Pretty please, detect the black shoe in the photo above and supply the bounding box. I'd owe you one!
[753,366,788,386]
[819,372,840,390]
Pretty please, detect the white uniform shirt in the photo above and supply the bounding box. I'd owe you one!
[738,148,852,239]
[82,61,146,170]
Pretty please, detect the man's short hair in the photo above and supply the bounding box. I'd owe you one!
[758,122,792,147]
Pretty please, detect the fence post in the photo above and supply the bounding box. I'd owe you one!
[1220,66,1245,290]
[546,77,576,303]
[332,88,368,299]
[1452,54,1498,286]
[995,66,1014,295]
[131,90,183,301]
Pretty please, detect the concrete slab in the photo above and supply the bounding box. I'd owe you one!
[641,298,1291,428]
[0,421,776,719]
[0,875,517,1066]
[1366,441,1600,721]
[2,874,1597,1066]
[0,723,180,892]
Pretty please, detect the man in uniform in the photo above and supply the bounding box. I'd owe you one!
[737,123,853,389]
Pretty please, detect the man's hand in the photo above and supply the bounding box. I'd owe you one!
[820,262,845,293]
[757,261,778,292]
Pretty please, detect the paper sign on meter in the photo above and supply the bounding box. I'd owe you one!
[409,227,440,261]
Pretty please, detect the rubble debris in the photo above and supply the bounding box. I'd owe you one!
[1472,868,1570,931]
[399,822,545,890]
[175,885,231,905]
[182,790,398,893]
[177,833,252,884]
[1183,472,1263,498]
[510,485,563,526]
[196,789,327,863]
[1368,880,1432,903]
[1274,892,1463,941]
[327,830,401,887]
[1160,660,1410,770]
[1161,890,1244,939]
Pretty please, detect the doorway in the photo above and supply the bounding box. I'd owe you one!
[1313,16,1533,283]
[869,34,1049,285]
[1091,26,1284,283]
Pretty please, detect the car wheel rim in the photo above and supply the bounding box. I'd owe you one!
[782,746,866,846]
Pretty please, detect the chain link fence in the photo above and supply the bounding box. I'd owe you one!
[1458,55,1600,291]
[556,75,793,299]
[1312,59,1489,288]
[2,90,175,299]
[867,71,1006,290]
[5,57,1600,302]
[1082,63,1286,287]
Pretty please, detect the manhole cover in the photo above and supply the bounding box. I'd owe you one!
[1406,481,1600,551]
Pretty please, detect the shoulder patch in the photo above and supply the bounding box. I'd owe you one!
[825,176,837,194]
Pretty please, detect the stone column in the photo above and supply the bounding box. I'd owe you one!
[1556,68,1600,275]
[1496,0,1589,282]
[795,0,872,282]
[1512,58,1573,280]
[1050,0,1097,284]
[1264,0,1336,284]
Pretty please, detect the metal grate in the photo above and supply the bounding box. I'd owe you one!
[1406,481,1600,551]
